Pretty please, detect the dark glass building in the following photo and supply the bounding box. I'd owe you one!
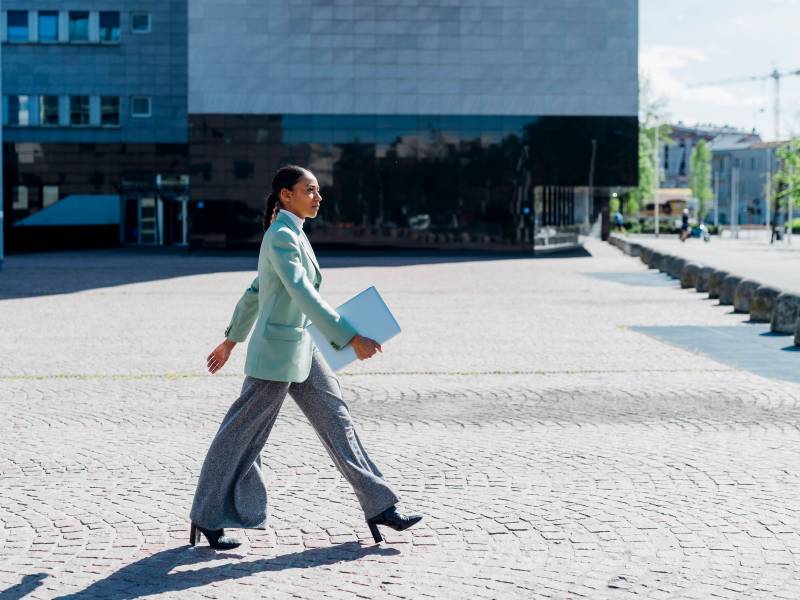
[2,1,639,254]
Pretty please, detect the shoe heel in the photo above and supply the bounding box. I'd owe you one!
[190,523,198,546]
[368,521,383,543]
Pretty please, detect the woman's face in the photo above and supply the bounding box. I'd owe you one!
[281,171,321,220]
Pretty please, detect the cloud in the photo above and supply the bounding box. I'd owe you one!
[640,45,767,108]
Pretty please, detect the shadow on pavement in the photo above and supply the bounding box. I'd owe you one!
[54,542,398,600]
[0,573,49,600]
[1,246,592,299]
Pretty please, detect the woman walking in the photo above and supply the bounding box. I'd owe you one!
[189,165,422,550]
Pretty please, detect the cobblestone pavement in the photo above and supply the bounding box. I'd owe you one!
[1,241,799,599]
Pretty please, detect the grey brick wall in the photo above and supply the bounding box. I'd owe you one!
[189,0,638,117]
[2,0,187,143]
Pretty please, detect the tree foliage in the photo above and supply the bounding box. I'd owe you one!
[774,139,800,220]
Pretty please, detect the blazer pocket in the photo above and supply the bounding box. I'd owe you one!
[264,322,306,342]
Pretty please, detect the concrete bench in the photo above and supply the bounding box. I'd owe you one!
[750,285,782,322]
[771,292,800,334]
[708,270,730,300]
[733,279,761,314]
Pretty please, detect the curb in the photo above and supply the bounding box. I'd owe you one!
[608,234,798,345]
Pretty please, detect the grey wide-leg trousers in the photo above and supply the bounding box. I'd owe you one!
[190,347,400,530]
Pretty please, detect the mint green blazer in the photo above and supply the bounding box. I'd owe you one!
[223,211,357,383]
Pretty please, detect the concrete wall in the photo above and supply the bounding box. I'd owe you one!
[2,0,187,143]
[189,0,638,117]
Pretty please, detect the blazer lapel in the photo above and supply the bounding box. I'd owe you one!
[300,231,322,282]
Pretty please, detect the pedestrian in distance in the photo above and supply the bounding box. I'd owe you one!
[679,208,690,242]
[188,164,422,550]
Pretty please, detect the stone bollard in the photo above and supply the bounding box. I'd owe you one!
[680,263,701,289]
[696,266,714,293]
[733,279,761,314]
[659,254,672,273]
[629,243,641,257]
[771,292,800,334]
[795,318,800,347]
[668,256,687,279]
[750,285,781,322]
[648,251,662,269]
[719,275,743,305]
[708,270,730,299]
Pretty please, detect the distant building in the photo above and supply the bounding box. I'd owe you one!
[658,124,757,189]
[710,136,783,227]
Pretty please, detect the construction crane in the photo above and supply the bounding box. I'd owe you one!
[690,68,800,139]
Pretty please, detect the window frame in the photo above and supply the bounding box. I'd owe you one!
[69,95,91,126]
[130,96,152,118]
[130,13,151,33]
[8,94,32,126]
[37,10,60,43]
[42,185,60,208]
[99,11,121,44]
[68,10,90,43]
[7,10,29,43]
[101,96,121,127]
[39,95,60,126]
[12,186,29,210]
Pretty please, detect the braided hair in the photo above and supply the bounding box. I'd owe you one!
[262,165,308,231]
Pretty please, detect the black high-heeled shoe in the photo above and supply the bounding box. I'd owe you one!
[189,522,242,550]
[366,505,423,543]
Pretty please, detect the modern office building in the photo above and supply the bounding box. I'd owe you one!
[3,1,639,253]
[2,1,189,251]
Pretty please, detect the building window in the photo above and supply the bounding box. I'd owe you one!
[130,13,151,33]
[69,11,90,42]
[38,11,59,42]
[40,95,60,125]
[8,95,31,126]
[131,96,152,117]
[101,96,120,126]
[70,96,90,125]
[12,186,29,210]
[99,12,120,43]
[8,10,29,43]
[43,186,60,207]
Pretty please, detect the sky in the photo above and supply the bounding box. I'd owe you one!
[639,0,800,140]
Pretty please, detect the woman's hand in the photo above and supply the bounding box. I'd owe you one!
[207,339,236,374]
[350,334,382,360]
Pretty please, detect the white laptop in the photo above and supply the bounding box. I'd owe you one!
[308,286,401,371]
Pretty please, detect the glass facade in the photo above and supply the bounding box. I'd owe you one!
[2,114,635,252]
[188,114,636,250]
[40,95,60,125]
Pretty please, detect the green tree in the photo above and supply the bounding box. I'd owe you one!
[609,196,620,214]
[774,138,800,224]
[690,140,713,220]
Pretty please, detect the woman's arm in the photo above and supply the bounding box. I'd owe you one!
[223,276,260,342]
[207,276,259,374]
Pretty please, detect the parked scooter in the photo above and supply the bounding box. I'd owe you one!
[690,223,711,242]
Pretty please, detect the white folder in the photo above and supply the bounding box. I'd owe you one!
[308,286,401,371]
